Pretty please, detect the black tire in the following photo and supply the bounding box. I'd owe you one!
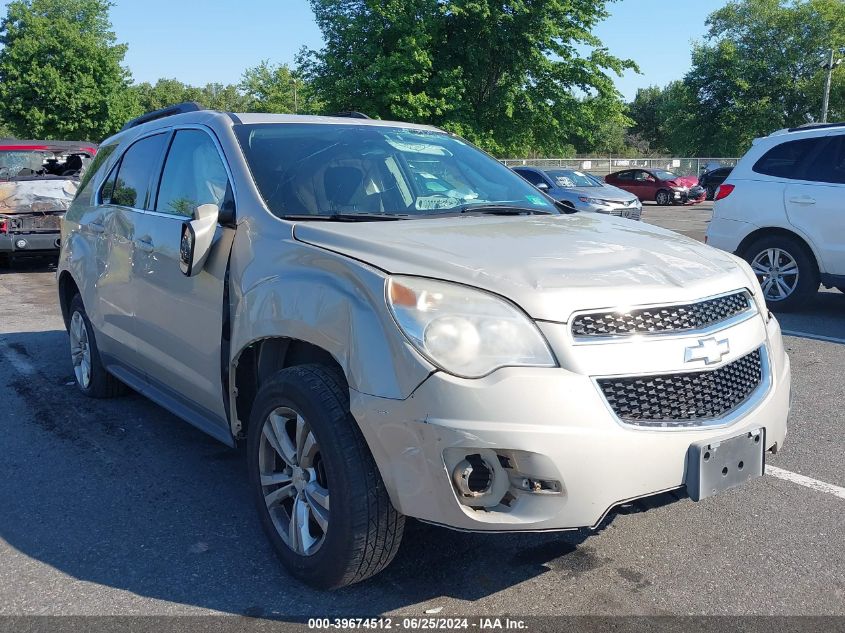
[742,235,819,312]
[68,294,127,398]
[247,364,404,589]
[655,189,671,206]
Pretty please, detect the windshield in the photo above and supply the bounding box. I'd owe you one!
[547,169,601,188]
[0,150,89,181]
[234,123,558,217]
[653,169,679,181]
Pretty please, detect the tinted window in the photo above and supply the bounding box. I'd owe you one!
[156,130,230,217]
[634,170,653,181]
[76,144,115,201]
[804,136,845,185]
[615,171,633,181]
[753,138,821,179]
[109,134,168,209]
[515,169,546,186]
[234,124,557,217]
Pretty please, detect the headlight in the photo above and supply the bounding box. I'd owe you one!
[387,276,557,378]
[578,196,609,206]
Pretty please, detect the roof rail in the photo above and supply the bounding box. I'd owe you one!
[329,111,372,119]
[786,121,845,133]
[121,102,205,132]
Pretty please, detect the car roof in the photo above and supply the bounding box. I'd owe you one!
[0,139,97,153]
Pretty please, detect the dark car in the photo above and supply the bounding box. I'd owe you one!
[698,167,733,200]
[605,168,705,206]
[0,140,97,264]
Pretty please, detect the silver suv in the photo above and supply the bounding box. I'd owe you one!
[58,105,791,589]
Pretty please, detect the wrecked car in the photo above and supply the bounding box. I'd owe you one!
[57,104,790,589]
[0,140,97,264]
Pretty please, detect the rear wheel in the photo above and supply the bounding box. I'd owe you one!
[68,294,127,397]
[744,235,819,312]
[247,364,404,589]
[655,190,671,206]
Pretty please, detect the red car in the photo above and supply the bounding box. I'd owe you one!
[604,168,705,206]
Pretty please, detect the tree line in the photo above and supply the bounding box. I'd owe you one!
[0,0,842,158]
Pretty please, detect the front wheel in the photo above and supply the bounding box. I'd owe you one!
[68,294,127,398]
[744,235,819,311]
[247,364,404,589]
[655,190,671,206]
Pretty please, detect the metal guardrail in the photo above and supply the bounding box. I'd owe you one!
[500,157,739,177]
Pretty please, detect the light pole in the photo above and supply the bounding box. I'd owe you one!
[821,48,844,123]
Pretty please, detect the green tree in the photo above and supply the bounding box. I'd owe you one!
[240,60,321,114]
[130,79,250,116]
[0,0,134,140]
[301,0,635,156]
[632,0,845,157]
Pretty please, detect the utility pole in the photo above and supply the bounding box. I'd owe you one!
[821,48,843,123]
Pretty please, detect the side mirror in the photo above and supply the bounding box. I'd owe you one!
[536,182,550,191]
[180,203,218,277]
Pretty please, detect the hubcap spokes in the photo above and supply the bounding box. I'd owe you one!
[751,248,799,301]
[69,312,91,388]
[258,407,330,556]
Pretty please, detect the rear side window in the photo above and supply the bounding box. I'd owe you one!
[615,171,633,181]
[515,169,546,186]
[803,135,845,185]
[752,138,822,179]
[76,144,115,199]
[107,133,168,209]
[156,130,230,217]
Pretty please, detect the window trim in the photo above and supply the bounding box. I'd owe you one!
[149,124,237,221]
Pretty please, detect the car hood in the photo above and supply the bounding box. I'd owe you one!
[0,179,77,215]
[671,176,699,188]
[556,185,637,202]
[293,214,752,322]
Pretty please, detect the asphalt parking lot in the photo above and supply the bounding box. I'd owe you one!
[1,203,844,618]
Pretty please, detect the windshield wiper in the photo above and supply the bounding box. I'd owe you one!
[281,213,411,222]
[458,204,556,216]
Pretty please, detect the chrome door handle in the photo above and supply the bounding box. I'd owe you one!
[788,196,816,205]
[134,238,154,253]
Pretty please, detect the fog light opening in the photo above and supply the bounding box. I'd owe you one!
[453,454,494,497]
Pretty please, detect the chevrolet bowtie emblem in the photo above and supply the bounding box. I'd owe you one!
[685,337,730,365]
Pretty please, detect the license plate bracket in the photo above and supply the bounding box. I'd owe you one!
[686,429,765,501]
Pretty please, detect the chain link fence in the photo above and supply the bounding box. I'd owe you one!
[500,157,739,177]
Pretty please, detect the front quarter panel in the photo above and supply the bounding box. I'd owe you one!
[229,219,436,402]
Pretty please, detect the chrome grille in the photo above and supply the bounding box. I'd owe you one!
[571,291,751,338]
[597,349,763,427]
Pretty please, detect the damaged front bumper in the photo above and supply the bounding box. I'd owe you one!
[351,318,790,532]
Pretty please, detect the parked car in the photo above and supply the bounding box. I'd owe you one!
[512,166,642,220]
[0,140,97,264]
[707,122,845,310]
[699,166,733,200]
[605,168,705,206]
[58,103,790,589]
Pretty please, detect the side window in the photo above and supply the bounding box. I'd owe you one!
[804,136,845,185]
[616,171,633,181]
[516,169,545,187]
[156,130,230,217]
[108,134,169,209]
[76,144,116,199]
[634,171,650,181]
[753,138,823,179]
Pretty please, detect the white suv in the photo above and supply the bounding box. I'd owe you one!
[707,123,845,311]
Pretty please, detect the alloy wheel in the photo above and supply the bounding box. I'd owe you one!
[656,191,670,205]
[751,248,800,302]
[258,406,330,556]
[69,311,92,389]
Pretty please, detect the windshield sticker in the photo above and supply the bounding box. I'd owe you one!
[415,196,461,210]
[525,194,546,206]
[555,177,575,187]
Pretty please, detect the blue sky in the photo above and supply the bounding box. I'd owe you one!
[7,0,729,102]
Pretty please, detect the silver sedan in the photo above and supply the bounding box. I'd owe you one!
[513,166,642,220]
